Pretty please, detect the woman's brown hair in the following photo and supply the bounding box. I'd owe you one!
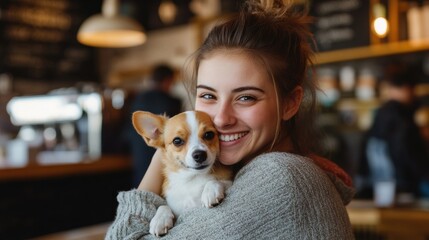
[184,0,319,155]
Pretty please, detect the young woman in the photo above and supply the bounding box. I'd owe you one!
[106,0,355,239]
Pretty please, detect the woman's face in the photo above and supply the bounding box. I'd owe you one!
[195,52,279,165]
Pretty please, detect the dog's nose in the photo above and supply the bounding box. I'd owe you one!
[192,150,207,163]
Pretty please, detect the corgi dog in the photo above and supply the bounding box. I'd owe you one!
[132,110,233,236]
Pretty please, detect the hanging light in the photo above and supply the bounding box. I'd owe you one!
[77,0,146,48]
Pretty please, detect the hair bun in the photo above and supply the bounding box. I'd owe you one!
[246,0,294,16]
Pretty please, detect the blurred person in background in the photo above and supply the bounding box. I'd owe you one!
[125,64,182,188]
[415,106,429,148]
[358,62,429,199]
[415,105,429,197]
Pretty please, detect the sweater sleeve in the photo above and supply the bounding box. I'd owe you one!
[105,189,167,240]
[105,152,354,240]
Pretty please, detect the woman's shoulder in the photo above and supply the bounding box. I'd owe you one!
[234,152,355,205]
[254,152,310,164]
[235,152,323,185]
[240,152,317,174]
[230,152,346,207]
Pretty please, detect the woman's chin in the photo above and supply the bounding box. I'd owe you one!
[218,153,240,166]
[219,159,234,166]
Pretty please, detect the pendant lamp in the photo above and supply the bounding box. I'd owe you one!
[77,0,146,48]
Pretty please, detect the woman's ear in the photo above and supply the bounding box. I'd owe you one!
[282,86,303,121]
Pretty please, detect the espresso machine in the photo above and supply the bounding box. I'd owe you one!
[6,92,102,165]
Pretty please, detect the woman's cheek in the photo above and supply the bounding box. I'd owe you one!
[194,100,205,111]
[195,103,215,119]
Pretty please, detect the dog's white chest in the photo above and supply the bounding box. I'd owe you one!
[165,171,216,215]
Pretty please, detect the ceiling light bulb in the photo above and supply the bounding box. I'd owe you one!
[373,17,389,37]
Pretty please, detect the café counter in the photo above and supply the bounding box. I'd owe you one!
[0,155,132,239]
[0,155,132,181]
[348,199,429,240]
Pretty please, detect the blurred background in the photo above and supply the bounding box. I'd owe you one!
[1,0,429,239]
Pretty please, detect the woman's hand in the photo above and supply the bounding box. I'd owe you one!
[137,149,164,195]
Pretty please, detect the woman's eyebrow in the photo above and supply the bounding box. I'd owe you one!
[196,85,265,93]
[196,85,216,92]
[233,86,265,93]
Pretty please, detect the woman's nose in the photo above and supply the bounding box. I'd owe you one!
[213,102,236,129]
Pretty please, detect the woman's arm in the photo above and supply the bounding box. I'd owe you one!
[138,149,164,194]
[105,190,166,240]
[105,149,165,240]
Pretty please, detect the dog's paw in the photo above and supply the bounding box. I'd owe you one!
[201,180,225,208]
[150,205,175,236]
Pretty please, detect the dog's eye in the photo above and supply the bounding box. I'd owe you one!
[203,131,215,140]
[172,137,184,146]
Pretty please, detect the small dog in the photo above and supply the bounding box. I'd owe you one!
[132,110,233,236]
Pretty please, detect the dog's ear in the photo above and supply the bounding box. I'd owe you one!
[132,111,167,148]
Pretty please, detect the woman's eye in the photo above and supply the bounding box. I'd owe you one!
[172,137,184,146]
[199,93,216,100]
[203,131,215,140]
[238,95,256,101]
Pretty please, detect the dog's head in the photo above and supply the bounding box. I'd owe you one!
[132,110,219,172]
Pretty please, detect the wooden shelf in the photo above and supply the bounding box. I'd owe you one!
[315,40,429,65]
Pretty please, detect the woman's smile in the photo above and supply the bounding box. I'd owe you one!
[219,131,248,143]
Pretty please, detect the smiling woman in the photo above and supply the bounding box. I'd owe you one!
[195,52,285,166]
[106,0,355,239]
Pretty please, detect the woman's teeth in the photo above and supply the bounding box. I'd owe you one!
[219,132,247,142]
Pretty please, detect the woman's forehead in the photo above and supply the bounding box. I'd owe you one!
[197,52,272,88]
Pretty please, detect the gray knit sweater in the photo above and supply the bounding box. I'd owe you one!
[106,152,355,239]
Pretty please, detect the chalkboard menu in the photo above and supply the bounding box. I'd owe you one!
[0,0,102,83]
[310,0,370,52]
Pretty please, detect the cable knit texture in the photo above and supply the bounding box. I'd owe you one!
[105,152,355,239]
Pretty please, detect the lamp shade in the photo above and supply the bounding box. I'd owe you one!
[77,0,146,48]
[77,15,146,48]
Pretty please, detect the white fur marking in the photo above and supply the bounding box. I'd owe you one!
[166,170,217,215]
[186,111,201,150]
[150,205,174,236]
[201,180,224,207]
[185,111,206,166]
